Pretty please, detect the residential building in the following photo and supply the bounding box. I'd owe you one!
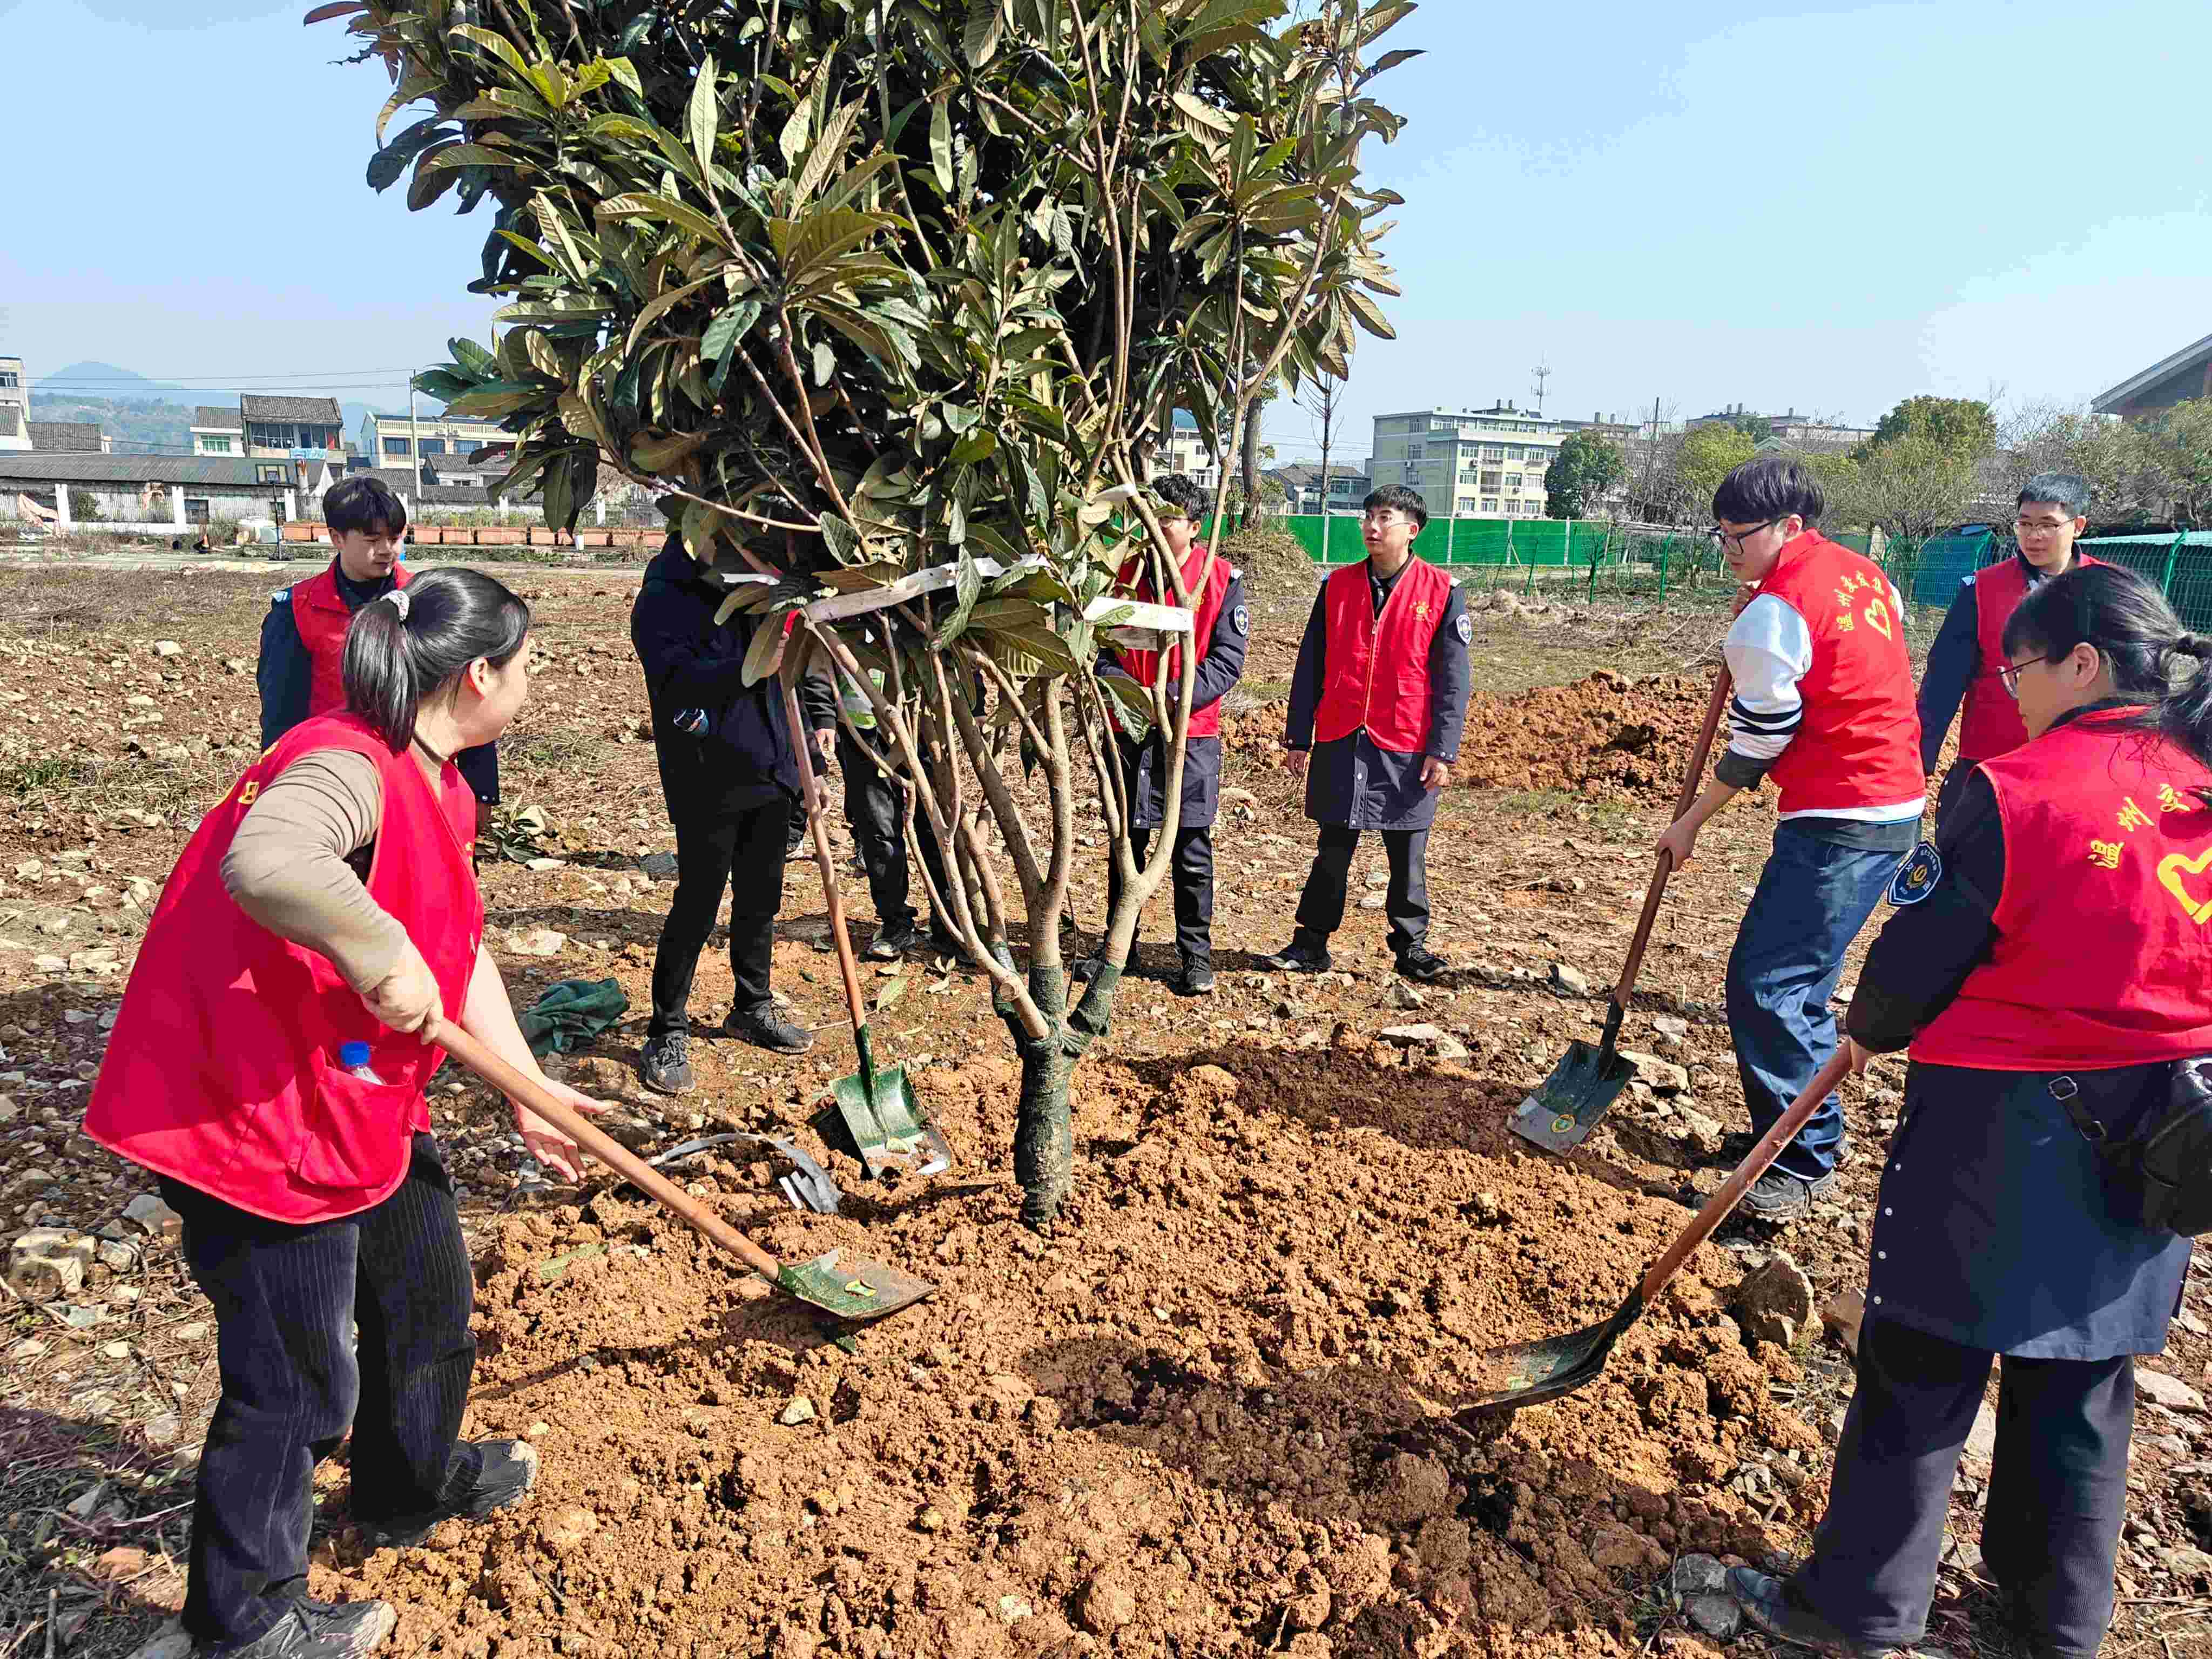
[1689,404,1872,450]
[1151,409,1222,491]
[1267,462,1371,515]
[0,453,299,527]
[26,421,109,454]
[0,357,27,453]
[355,409,511,468]
[240,394,344,460]
[192,406,245,456]
[2093,331,2212,419]
[1368,403,1567,520]
[0,406,26,453]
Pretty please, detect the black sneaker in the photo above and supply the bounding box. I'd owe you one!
[1727,1568,1898,1658]
[1255,940,1332,974]
[198,1601,397,1659]
[863,919,919,962]
[1739,1168,1842,1224]
[1395,945,1449,983]
[1170,959,1216,997]
[639,1030,694,1095]
[723,1004,815,1054]
[363,1440,539,1549]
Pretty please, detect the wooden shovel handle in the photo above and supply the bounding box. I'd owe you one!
[426,1018,784,1284]
[1611,669,1734,1007]
[781,669,872,1039]
[1640,1048,1852,1303]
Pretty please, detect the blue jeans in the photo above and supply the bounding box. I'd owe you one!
[1725,821,1906,1181]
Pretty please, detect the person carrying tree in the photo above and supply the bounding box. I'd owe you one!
[1916,471,2103,826]
[1656,456,1924,1222]
[1730,562,2210,1659]
[1259,484,1470,984]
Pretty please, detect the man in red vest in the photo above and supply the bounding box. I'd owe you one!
[1656,457,1924,1222]
[1077,473,1249,996]
[1259,484,1471,984]
[1916,472,2100,825]
[258,475,499,810]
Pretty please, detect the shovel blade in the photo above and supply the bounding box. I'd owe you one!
[1507,1040,1635,1153]
[777,1247,936,1321]
[828,1065,953,1180]
[1459,1293,1643,1417]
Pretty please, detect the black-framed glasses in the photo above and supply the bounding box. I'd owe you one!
[1707,518,1779,551]
[1997,656,2047,698]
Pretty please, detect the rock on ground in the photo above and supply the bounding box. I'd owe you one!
[1732,1251,1815,1348]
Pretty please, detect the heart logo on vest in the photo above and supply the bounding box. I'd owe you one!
[1862,597,1893,640]
[2157,847,2212,923]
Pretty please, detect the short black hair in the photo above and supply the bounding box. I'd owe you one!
[1150,473,1209,521]
[1362,483,1428,530]
[2018,471,2091,520]
[1712,456,1823,528]
[325,474,408,539]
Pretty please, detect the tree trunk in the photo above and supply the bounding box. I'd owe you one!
[1006,956,1120,1228]
[1239,401,1264,532]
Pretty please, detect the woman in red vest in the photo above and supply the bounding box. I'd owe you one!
[86,568,609,1659]
[1729,563,2209,1659]
[1916,472,2101,825]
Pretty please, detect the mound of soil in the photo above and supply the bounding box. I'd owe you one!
[323,1040,1821,1658]
[1458,674,1717,805]
[1220,524,1325,622]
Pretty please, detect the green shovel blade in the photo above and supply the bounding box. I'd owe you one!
[774,1247,937,1321]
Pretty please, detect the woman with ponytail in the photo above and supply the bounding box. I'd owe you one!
[1730,563,2210,1659]
[86,567,611,1659]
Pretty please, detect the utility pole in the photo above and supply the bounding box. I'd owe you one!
[1530,362,1552,417]
[408,380,423,500]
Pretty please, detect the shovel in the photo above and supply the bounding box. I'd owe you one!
[427,1019,934,1321]
[1465,1047,1852,1415]
[1509,669,1733,1154]
[779,674,954,1181]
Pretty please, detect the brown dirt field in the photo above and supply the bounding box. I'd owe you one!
[1,559,2206,1659]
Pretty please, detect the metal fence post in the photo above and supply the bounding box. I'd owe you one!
[2161,530,2184,601]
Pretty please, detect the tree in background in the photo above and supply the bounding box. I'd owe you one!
[1824,407,1983,542]
[1542,430,1626,520]
[1996,400,2160,527]
[1667,424,1757,521]
[1723,410,1771,444]
[2131,400,2212,527]
[1294,369,1349,556]
[1865,395,1995,462]
[321,0,1413,1226]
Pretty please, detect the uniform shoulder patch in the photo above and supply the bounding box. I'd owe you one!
[271,588,290,603]
[1454,612,1473,644]
[1232,605,1249,636]
[1229,565,1244,580]
[1888,841,1942,906]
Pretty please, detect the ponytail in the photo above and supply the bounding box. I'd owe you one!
[2002,564,2212,772]
[340,567,532,750]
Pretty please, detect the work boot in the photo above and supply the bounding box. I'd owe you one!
[638,1030,694,1095]
[1739,1168,1842,1224]
[1169,957,1216,997]
[723,1004,815,1054]
[863,918,919,961]
[1256,934,1332,974]
[1727,1568,1899,1658]
[362,1441,539,1549]
[197,1600,397,1659]
[1395,944,1449,983]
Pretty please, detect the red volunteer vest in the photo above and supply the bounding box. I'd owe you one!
[1956,552,2107,764]
[1913,711,2212,1070]
[85,713,483,1223]
[1111,542,1226,739]
[1313,556,1452,753]
[1752,532,1924,816]
[292,560,413,718]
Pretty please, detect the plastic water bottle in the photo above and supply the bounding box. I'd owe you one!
[338,1041,387,1085]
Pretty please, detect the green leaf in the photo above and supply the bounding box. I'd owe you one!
[818,512,862,564]
[1345,286,1397,340]
[625,273,720,356]
[687,56,719,178]
[962,0,1004,66]
[938,547,984,646]
[875,973,911,1011]
[740,611,786,686]
[811,338,837,386]
[419,144,524,172]
[928,101,954,197]
[596,192,728,247]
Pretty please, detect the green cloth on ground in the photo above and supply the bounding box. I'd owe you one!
[516,977,629,1058]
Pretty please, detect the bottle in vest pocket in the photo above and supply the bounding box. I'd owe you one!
[338,1041,388,1085]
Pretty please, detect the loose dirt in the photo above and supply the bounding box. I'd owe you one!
[1452,675,1716,806]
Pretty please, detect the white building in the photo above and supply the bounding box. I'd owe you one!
[1369,403,1566,520]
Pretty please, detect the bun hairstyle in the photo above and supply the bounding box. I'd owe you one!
[341,567,531,750]
[2002,563,2212,772]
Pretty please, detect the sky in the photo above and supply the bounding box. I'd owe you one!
[2,0,2207,471]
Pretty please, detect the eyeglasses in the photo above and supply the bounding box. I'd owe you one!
[1362,510,1408,528]
[1708,519,1779,551]
[2013,517,2074,535]
[1998,656,2048,698]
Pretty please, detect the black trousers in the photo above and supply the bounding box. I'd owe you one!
[160,1136,479,1645]
[1105,825,1216,965]
[1797,1313,2133,1657]
[838,729,950,932]
[1293,825,1429,955]
[650,793,788,1035]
